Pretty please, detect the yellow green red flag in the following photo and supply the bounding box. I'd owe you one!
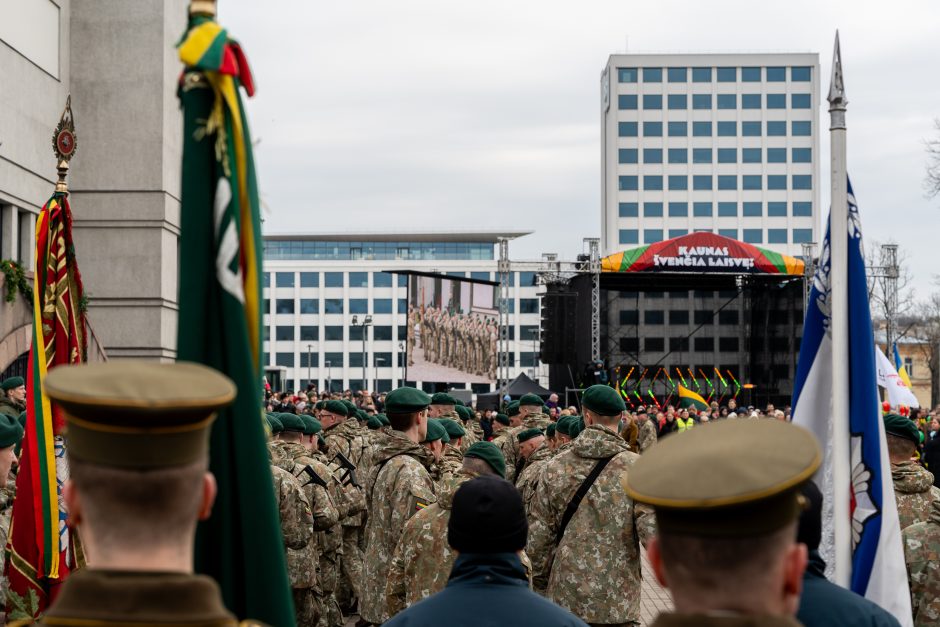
[678,384,709,411]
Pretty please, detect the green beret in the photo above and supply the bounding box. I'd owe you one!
[884,413,920,444]
[278,412,305,433]
[367,415,383,430]
[555,415,574,436]
[44,361,235,469]
[623,420,821,538]
[0,415,24,449]
[582,385,625,417]
[464,441,506,478]
[507,401,521,417]
[438,418,466,439]
[319,400,346,417]
[495,413,510,426]
[341,400,358,416]
[454,405,472,421]
[519,393,543,407]
[517,427,544,443]
[314,400,326,411]
[574,416,585,438]
[377,414,390,427]
[385,387,432,415]
[1,376,24,392]
[300,415,322,436]
[355,409,370,422]
[546,423,556,438]
[422,418,449,444]
[268,414,284,433]
[430,392,457,406]
[454,398,466,407]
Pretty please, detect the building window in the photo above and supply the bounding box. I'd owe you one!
[695,337,715,352]
[904,357,914,377]
[667,121,687,137]
[262,272,270,288]
[742,121,761,136]
[767,148,787,163]
[693,202,713,217]
[373,272,393,288]
[717,148,736,163]
[619,176,638,191]
[742,228,763,244]
[645,337,665,352]
[692,148,712,164]
[325,272,344,288]
[618,95,638,110]
[768,202,787,217]
[743,175,762,190]
[719,310,739,325]
[325,326,344,341]
[718,202,737,217]
[717,67,736,82]
[670,310,690,324]
[374,326,393,340]
[620,337,640,352]
[692,67,712,82]
[349,299,368,314]
[324,298,344,314]
[742,67,761,82]
[276,299,294,314]
[693,175,712,191]
[742,148,762,163]
[398,274,408,287]
[717,175,737,191]
[618,121,638,137]
[743,202,762,217]
[792,175,812,190]
[742,94,761,109]
[619,202,639,217]
[300,272,318,288]
[645,310,665,325]
[276,272,295,288]
[300,353,319,368]
[766,175,786,190]
[668,175,688,191]
[399,298,408,314]
[349,272,368,288]
[619,148,639,164]
[766,93,787,109]
[766,66,786,82]
[793,228,813,243]
[644,229,664,244]
[791,66,812,81]
[692,121,712,137]
[324,352,344,367]
[276,326,294,341]
[619,229,639,245]
[276,352,294,368]
[643,94,663,110]
[300,326,318,341]
[767,121,787,136]
[668,148,688,164]
[620,310,639,325]
[668,202,688,217]
[792,202,812,217]
[717,121,736,137]
[645,175,664,191]
[643,67,662,82]
[719,337,739,352]
[644,202,664,217]
[667,94,688,109]
[667,67,687,82]
[373,299,393,314]
[643,121,663,137]
[668,229,688,238]
[792,148,812,163]
[768,229,788,244]
[792,121,811,136]
[718,228,738,239]
[618,67,638,82]
[520,298,539,314]
[692,94,712,109]
[643,148,663,164]
[299,298,318,314]
[669,337,690,351]
[716,94,736,110]
[791,94,811,109]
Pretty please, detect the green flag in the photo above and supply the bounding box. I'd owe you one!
[176,13,294,627]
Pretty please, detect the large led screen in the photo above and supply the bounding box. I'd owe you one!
[406,273,498,384]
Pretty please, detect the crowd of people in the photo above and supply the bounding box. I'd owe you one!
[406,306,498,379]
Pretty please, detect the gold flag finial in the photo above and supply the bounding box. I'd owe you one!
[189,0,216,17]
[52,95,77,194]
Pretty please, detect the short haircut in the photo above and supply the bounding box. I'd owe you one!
[70,457,207,548]
[387,411,419,432]
[584,407,620,426]
[886,433,916,459]
[462,456,498,476]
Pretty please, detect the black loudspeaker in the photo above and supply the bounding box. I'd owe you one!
[540,287,577,364]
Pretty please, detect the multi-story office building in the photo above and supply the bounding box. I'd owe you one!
[600,53,820,258]
[262,231,546,394]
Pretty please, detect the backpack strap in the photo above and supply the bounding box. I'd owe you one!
[555,455,615,545]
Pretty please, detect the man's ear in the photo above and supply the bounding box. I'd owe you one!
[646,535,670,588]
[199,472,218,521]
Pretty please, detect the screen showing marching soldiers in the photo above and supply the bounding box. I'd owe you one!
[406,274,498,384]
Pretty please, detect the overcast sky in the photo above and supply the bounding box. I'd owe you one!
[222,0,940,298]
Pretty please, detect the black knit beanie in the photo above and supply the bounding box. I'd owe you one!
[448,476,527,553]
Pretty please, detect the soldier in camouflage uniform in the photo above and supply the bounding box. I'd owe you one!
[492,402,524,482]
[518,394,553,430]
[359,388,437,626]
[0,413,22,616]
[437,419,466,480]
[272,464,319,627]
[527,386,656,625]
[904,499,940,625]
[635,408,657,453]
[422,419,449,487]
[884,413,940,530]
[453,405,477,451]
[0,378,26,422]
[515,429,553,516]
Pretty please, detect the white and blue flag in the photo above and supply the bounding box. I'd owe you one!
[792,178,912,622]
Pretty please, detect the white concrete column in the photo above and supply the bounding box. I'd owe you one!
[17,209,35,270]
[0,204,17,261]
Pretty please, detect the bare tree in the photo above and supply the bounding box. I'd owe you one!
[865,239,916,331]
[914,291,940,408]
[927,119,940,199]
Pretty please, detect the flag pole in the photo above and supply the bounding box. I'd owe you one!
[827,30,852,587]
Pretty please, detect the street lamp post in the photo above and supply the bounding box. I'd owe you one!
[352,314,373,393]
[307,344,312,390]
[528,328,540,382]
[375,357,386,393]
[325,360,332,394]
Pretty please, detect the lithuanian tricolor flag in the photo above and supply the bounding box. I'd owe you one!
[678,384,709,411]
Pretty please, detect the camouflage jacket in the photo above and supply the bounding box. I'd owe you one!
[0,486,13,614]
[526,424,656,624]
[0,398,23,421]
[493,426,523,482]
[522,412,553,430]
[271,465,316,589]
[360,430,437,624]
[436,444,464,493]
[515,444,554,515]
[637,419,657,453]
[893,461,940,530]
[903,499,940,625]
[324,419,370,526]
[385,470,477,615]
[272,442,340,532]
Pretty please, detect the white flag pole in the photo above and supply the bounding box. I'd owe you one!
[827,30,852,587]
